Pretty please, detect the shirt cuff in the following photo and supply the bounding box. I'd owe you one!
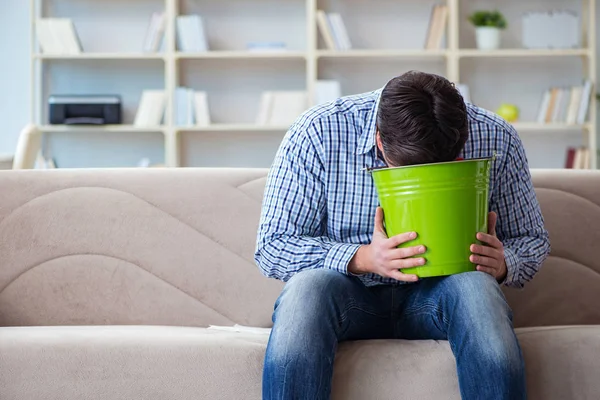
[501,247,522,288]
[323,243,362,275]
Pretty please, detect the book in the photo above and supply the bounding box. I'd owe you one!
[315,80,341,105]
[424,5,448,50]
[177,15,208,52]
[52,19,82,54]
[565,147,576,168]
[577,79,593,125]
[193,91,211,126]
[134,90,165,126]
[256,92,274,125]
[256,91,308,126]
[175,87,195,126]
[35,18,82,54]
[328,13,352,50]
[268,91,308,126]
[316,10,336,50]
[143,11,166,52]
[566,86,582,124]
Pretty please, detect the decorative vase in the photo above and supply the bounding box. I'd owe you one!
[475,27,501,50]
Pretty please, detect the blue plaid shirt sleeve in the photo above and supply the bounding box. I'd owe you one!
[254,121,361,282]
[492,127,551,288]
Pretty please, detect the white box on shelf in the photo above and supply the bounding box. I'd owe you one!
[315,80,341,105]
[522,11,580,49]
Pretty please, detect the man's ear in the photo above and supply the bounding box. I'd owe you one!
[376,130,384,153]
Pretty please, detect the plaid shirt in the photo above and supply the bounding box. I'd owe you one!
[255,88,550,288]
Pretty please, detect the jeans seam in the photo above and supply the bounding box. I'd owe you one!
[401,301,447,336]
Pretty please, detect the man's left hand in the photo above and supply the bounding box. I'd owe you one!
[470,211,507,282]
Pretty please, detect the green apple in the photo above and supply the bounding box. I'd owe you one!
[496,103,519,122]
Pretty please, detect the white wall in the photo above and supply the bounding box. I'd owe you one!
[0,2,31,157]
[0,0,598,169]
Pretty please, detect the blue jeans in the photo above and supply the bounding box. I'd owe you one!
[263,269,525,400]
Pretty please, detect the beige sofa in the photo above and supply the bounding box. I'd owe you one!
[1,168,599,400]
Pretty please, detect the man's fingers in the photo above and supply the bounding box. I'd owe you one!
[470,244,499,258]
[488,211,498,236]
[374,207,387,236]
[389,257,426,270]
[387,269,419,282]
[470,254,497,268]
[476,232,502,248]
[387,231,418,248]
[389,245,426,260]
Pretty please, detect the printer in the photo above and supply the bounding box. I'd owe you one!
[48,95,122,125]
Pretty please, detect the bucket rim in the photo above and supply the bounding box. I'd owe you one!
[366,156,495,173]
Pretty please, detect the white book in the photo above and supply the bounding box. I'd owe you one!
[144,11,166,52]
[268,91,308,126]
[143,12,160,52]
[577,79,593,124]
[194,91,211,126]
[327,14,343,50]
[177,15,208,52]
[256,92,274,125]
[52,19,82,54]
[566,86,582,124]
[316,10,336,50]
[175,87,193,126]
[35,19,63,54]
[536,89,551,123]
[315,80,341,105]
[551,88,564,123]
[328,13,351,50]
[134,90,165,126]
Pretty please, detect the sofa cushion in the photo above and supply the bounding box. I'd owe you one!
[2,325,599,400]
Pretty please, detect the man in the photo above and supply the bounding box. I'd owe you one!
[255,71,550,399]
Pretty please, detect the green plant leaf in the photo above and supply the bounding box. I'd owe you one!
[468,10,507,29]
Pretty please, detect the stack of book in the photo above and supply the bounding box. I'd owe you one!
[565,147,590,169]
[536,80,593,125]
[177,14,209,52]
[143,11,166,52]
[175,87,211,127]
[316,10,352,50]
[35,18,82,54]
[424,4,448,50]
[134,90,166,127]
[256,91,308,126]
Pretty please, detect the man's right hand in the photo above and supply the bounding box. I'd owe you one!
[348,207,426,282]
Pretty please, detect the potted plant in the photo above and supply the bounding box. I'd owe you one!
[468,10,507,50]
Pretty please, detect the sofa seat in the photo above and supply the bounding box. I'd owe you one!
[2,325,599,400]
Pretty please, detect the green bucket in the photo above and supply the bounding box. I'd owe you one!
[370,158,492,278]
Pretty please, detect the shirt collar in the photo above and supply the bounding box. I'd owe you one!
[355,88,382,155]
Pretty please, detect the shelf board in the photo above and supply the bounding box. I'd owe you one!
[177,124,290,132]
[316,49,447,59]
[511,122,591,132]
[40,125,166,133]
[459,49,590,58]
[35,53,165,60]
[176,51,307,60]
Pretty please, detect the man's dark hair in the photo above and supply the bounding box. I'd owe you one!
[376,71,469,167]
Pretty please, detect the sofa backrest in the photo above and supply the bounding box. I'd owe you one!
[0,168,599,329]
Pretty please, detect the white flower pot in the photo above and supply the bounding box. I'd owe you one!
[475,27,501,50]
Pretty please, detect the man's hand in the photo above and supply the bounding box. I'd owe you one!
[470,211,507,282]
[348,207,426,282]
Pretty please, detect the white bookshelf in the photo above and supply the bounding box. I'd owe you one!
[31,0,597,169]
